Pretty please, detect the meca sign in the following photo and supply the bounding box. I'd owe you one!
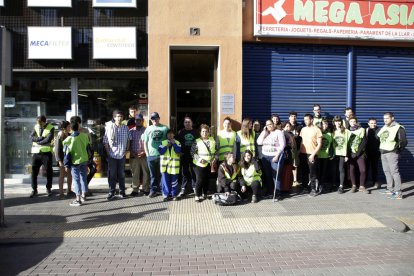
[28,27,72,59]
[254,0,414,41]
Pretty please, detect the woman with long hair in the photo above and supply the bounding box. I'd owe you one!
[236,118,257,161]
[332,116,351,194]
[54,120,73,199]
[239,150,262,203]
[348,116,368,193]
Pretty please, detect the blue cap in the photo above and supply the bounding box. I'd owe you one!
[150,112,160,120]
[135,114,144,120]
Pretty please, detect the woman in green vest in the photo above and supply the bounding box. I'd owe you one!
[191,124,218,202]
[239,150,262,203]
[348,116,368,193]
[236,118,257,161]
[217,153,240,194]
[317,118,334,193]
[332,116,351,194]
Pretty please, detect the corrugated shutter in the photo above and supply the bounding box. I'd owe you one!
[242,43,348,123]
[354,47,414,181]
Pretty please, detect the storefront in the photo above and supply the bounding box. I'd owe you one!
[242,0,414,179]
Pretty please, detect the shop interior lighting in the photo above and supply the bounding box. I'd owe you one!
[78,93,88,97]
[97,97,107,101]
[186,90,191,94]
[52,89,113,92]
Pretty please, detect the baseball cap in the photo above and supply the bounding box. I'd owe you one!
[150,112,160,120]
[135,114,144,120]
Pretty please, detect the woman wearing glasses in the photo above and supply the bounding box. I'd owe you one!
[257,120,286,201]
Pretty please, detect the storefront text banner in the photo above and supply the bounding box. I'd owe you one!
[93,27,137,59]
[27,0,72,7]
[254,0,414,41]
[28,27,72,60]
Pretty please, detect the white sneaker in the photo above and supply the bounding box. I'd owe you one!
[194,196,200,202]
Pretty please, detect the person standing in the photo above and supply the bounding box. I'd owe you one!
[176,116,199,197]
[271,114,282,130]
[236,118,257,161]
[216,117,237,163]
[158,129,182,201]
[129,113,150,196]
[257,120,285,201]
[317,118,334,193]
[348,116,368,193]
[29,115,54,198]
[332,116,351,194]
[377,112,407,199]
[103,110,131,200]
[288,111,302,186]
[312,105,323,129]
[280,121,296,194]
[142,112,169,198]
[124,105,139,129]
[63,119,91,206]
[54,121,73,199]
[365,118,381,189]
[343,107,354,129]
[299,114,322,197]
[191,124,217,202]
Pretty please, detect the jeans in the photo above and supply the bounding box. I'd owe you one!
[31,152,53,191]
[108,157,126,194]
[262,154,284,195]
[71,162,88,195]
[147,155,161,193]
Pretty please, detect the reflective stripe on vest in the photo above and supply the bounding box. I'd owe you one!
[241,164,262,186]
[160,140,181,174]
[218,130,236,161]
[193,137,216,167]
[222,164,240,181]
[32,124,54,153]
[378,124,401,151]
[237,130,255,156]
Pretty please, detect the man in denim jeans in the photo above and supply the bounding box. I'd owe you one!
[103,110,131,200]
[142,112,169,198]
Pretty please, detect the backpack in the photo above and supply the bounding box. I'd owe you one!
[212,191,240,206]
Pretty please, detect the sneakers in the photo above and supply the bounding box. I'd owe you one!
[69,200,81,206]
[47,188,53,197]
[350,185,357,193]
[163,197,169,202]
[380,189,393,195]
[338,186,344,194]
[199,194,205,200]
[177,190,185,198]
[173,197,179,201]
[359,186,369,194]
[148,191,156,198]
[251,195,258,203]
[388,192,403,200]
[194,196,201,202]
[29,190,38,198]
[374,182,381,189]
[129,191,140,197]
[107,193,115,200]
[80,195,86,203]
[118,192,127,199]
[308,189,317,197]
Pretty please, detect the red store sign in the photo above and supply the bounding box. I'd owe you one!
[254,0,414,41]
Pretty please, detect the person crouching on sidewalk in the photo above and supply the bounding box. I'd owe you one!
[158,129,182,201]
[217,152,240,194]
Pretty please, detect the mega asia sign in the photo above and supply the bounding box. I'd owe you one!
[254,0,414,41]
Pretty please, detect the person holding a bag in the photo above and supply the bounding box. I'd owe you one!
[63,118,92,206]
[239,150,262,203]
[191,124,218,202]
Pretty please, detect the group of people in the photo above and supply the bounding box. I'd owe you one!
[29,104,408,206]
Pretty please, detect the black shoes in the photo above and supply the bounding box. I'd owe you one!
[107,193,115,200]
[29,190,38,198]
[47,189,52,197]
[118,192,127,199]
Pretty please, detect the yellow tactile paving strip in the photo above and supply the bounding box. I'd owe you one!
[0,199,385,238]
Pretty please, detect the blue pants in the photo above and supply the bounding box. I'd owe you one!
[71,162,88,195]
[161,172,179,197]
[108,157,126,194]
[262,154,284,194]
[147,155,161,193]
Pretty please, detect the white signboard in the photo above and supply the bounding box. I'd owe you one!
[221,94,235,115]
[93,0,136,8]
[28,0,72,7]
[28,27,72,59]
[93,27,136,59]
[4,98,15,108]
[0,0,4,7]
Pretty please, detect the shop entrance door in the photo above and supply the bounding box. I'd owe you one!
[170,49,217,133]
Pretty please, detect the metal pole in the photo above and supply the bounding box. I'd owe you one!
[71,78,78,116]
[347,46,354,108]
[0,83,5,227]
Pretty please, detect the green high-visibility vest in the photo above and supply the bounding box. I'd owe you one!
[237,130,256,157]
[222,164,240,181]
[350,127,365,154]
[318,131,333,159]
[313,117,322,128]
[217,130,236,161]
[241,163,262,187]
[31,124,54,153]
[378,124,403,152]
[160,140,181,174]
[333,129,350,157]
[193,137,216,167]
